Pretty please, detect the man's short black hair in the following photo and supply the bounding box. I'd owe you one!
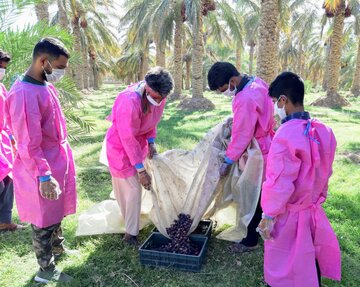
[269,71,304,106]
[33,37,70,60]
[145,66,174,97]
[0,49,11,62]
[207,62,240,91]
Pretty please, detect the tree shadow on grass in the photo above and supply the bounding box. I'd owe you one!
[16,187,360,287]
[0,227,33,258]
[157,108,230,151]
[343,141,360,154]
[77,168,112,203]
[47,231,265,287]
[341,108,360,120]
[71,133,106,148]
[19,219,266,287]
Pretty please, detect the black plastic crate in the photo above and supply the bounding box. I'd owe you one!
[139,232,208,272]
[152,219,213,239]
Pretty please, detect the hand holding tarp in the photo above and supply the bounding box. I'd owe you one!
[148,143,158,159]
[219,162,232,177]
[138,170,151,190]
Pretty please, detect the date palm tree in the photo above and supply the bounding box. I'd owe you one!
[350,1,360,96]
[256,0,279,83]
[313,0,353,107]
[35,0,49,23]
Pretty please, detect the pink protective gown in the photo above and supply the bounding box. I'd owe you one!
[0,83,12,181]
[105,82,166,178]
[4,80,76,228]
[261,118,341,287]
[226,77,275,172]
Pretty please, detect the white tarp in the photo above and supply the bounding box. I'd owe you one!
[76,118,263,242]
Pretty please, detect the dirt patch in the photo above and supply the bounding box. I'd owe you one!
[311,93,350,108]
[347,153,360,164]
[168,92,187,102]
[339,150,360,164]
[178,97,215,111]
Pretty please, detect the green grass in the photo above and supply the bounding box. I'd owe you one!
[0,84,359,287]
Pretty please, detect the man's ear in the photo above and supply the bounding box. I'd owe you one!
[38,55,48,67]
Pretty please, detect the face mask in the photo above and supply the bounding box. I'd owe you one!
[0,68,5,81]
[44,61,65,83]
[223,81,237,97]
[274,96,287,120]
[146,93,161,106]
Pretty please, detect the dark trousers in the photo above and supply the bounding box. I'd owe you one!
[0,176,14,224]
[267,260,322,286]
[240,197,262,247]
[31,222,64,271]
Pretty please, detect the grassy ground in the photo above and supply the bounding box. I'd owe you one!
[0,84,359,287]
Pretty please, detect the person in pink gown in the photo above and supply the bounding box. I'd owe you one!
[258,72,341,287]
[105,67,174,246]
[0,49,25,232]
[5,38,76,284]
[207,62,275,252]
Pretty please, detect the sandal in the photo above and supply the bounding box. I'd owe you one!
[228,243,259,253]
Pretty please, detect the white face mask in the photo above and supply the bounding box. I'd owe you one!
[223,80,237,97]
[146,93,161,106]
[0,68,5,81]
[44,61,65,83]
[274,96,287,120]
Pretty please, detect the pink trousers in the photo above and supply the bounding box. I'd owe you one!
[111,175,142,236]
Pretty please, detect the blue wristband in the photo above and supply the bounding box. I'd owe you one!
[9,134,14,140]
[147,138,155,144]
[135,163,144,169]
[224,156,234,164]
[262,213,274,220]
[39,175,51,182]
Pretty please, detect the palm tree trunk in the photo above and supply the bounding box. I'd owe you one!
[91,59,100,90]
[35,0,49,23]
[139,55,145,80]
[57,0,71,79]
[314,3,349,107]
[284,53,288,71]
[297,43,302,75]
[300,58,305,79]
[57,0,68,29]
[143,42,149,77]
[173,11,183,97]
[191,11,204,99]
[236,42,242,71]
[89,58,95,88]
[322,39,331,90]
[72,20,84,90]
[326,8,345,99]
[185,58,191,90]
[249,43,255,75]
[155,37,166,67]
[256,0,279,83]
[351,39,360,97]
[312,70,317,85]
[81,40,90,89]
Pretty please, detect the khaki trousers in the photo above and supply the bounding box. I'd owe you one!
[112,175,142,236]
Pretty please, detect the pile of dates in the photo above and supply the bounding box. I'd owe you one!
[158,213,200,255]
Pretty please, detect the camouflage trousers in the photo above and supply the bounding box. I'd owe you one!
[31,222,65,271]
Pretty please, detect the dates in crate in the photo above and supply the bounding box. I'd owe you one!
[158,213,200,255]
